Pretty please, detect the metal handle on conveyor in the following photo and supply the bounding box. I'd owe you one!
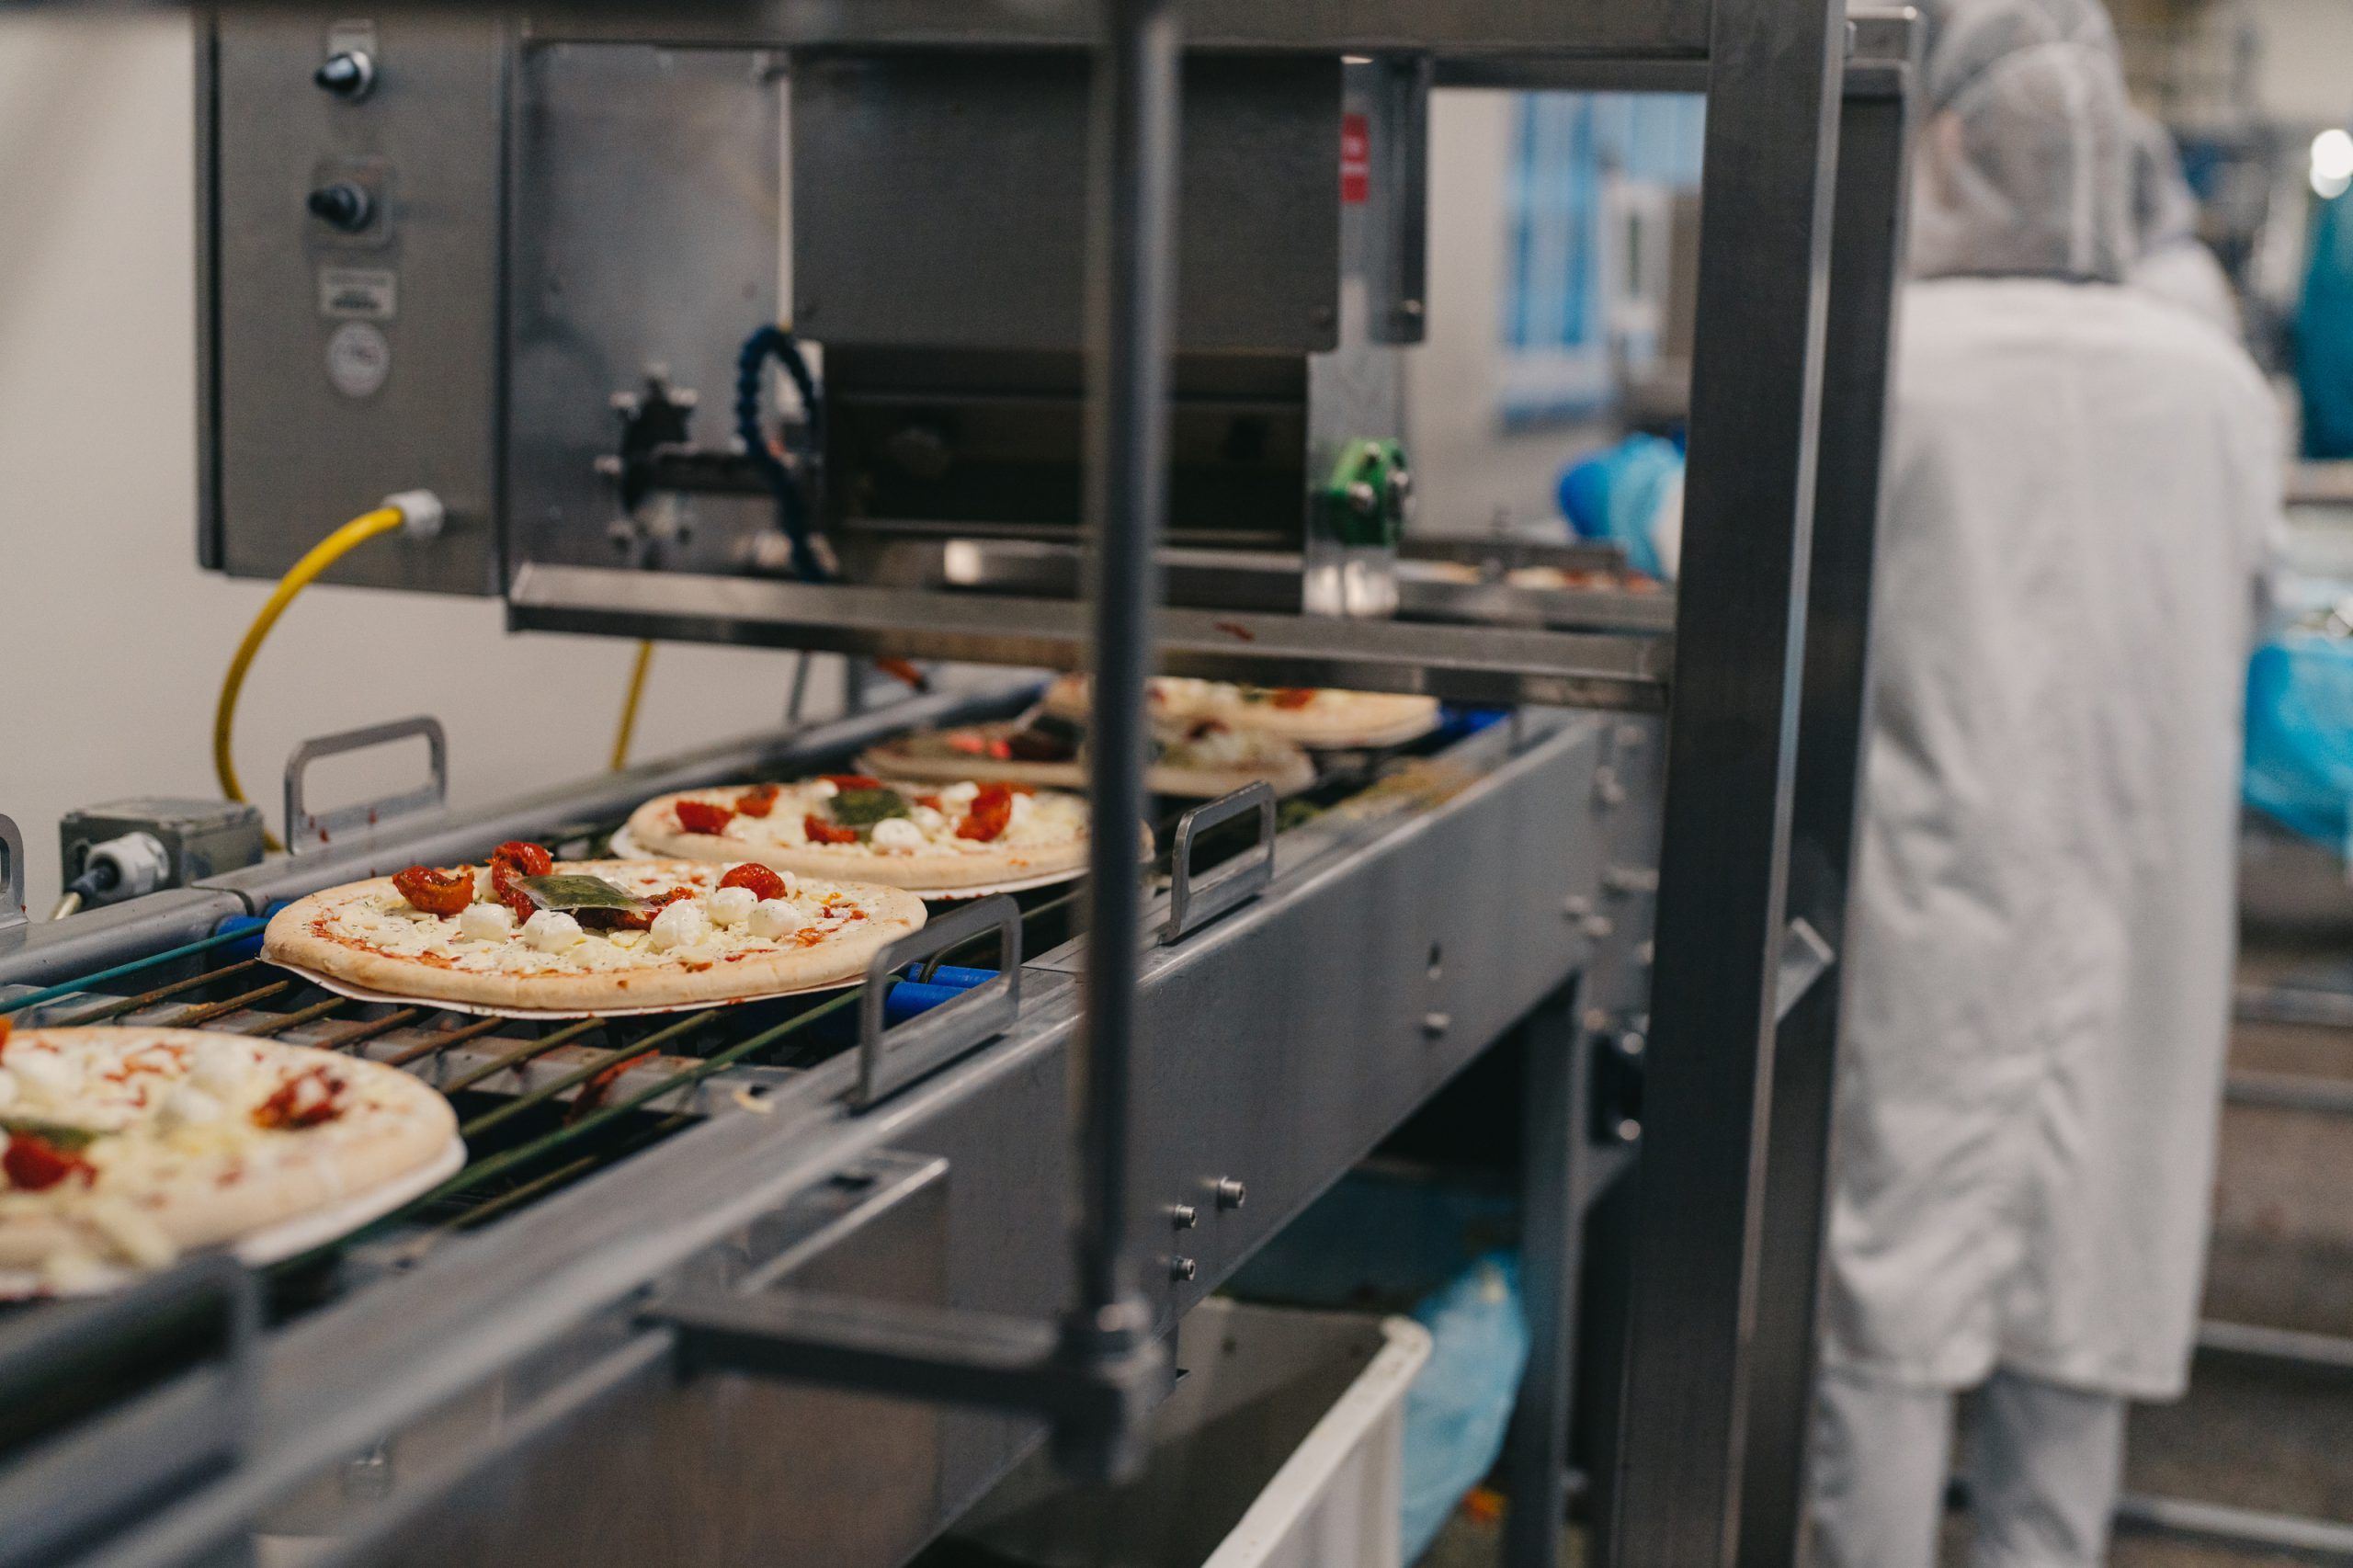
[853,893,1022,1109]
[1161,780,1276,945]
[0,815,23,937]
[0,1253,258,1568]
[282,714,449,852]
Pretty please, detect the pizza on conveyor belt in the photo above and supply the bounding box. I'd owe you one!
[625,777,1096,892]
[266,845,925,1010]
[858,715,1319,799]
[1043,676,1442,750]
[0,1022,457,1291]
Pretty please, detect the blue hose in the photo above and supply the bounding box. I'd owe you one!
[735,324,827,581]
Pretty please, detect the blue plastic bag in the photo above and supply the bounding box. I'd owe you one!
[1400,1255,1529,1564]
[1558,433,1684,579]
[2245,631,2353,851]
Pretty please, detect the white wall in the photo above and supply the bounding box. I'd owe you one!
[1404,90,1611,535]
[2245,0,2353,128]
[0,13,827,911]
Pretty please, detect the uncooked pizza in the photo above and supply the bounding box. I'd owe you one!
[0,1023,457,1290]
[625,778,1093,892]
[1044,676,1441,750]
[858,714,1318,799]
[265,844,924,1011]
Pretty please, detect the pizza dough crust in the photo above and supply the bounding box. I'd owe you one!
[858,724,1319,800]
[267,859,925,1011]
[1044,676,1441,750]
[0,1027,457,1274]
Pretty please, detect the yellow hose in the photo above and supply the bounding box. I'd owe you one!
[213,506,405,851]
[611,641,655,771]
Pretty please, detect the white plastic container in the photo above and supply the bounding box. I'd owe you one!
[955,1299,1435,1568]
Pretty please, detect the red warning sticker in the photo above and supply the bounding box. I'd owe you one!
[1341,112,1370,203]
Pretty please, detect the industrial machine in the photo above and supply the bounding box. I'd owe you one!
[0,3,1921,1566]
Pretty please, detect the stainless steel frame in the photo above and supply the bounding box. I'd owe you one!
[83,1,1917,1564]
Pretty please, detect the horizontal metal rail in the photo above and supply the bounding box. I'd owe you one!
[0,926,258,1017]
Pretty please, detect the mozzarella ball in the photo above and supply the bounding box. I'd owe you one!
[9,1049,78,1098]
[522,910,585,952]
[707,885,756,927]
[472,864,496,901]
[1008,791,1037,829]
[159,1082,225,1131]
[811,778,840,799]
[870,817,926,852]
[458,903,514,943]
[649,900,710,953]
[749,899,806,939]
[940,781,981,807]
[911,805,948,833]
[188,1040,250,1098]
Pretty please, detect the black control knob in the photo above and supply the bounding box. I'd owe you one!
[306,182,375,233]
[314,51,375,99]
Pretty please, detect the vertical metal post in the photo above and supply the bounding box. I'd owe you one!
[1505,990,1593,1568]
[1060,0,1178,1480]
[1735,27,1916,1566]
[1607,0,1847,1562]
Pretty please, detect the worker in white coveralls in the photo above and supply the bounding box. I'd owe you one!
[2125,109,2242,340]
[1806,1,2284,1564]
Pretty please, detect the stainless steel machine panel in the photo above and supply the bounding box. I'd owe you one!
[202,12,506,595]
[790,52,1342,354]
[504,41,784,579]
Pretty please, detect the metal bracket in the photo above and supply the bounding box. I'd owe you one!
[283,716,449,851]
[1774,915,1836,1024]
[0,1254,258,1568]
[0,816,24,937]
[1162,781,1276,944]
[853,893,1021,1109]
[645,1289,1165,1479]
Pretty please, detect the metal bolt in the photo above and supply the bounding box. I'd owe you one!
[669,387,699,409]
[593,454,624,478]
[1604,866,1660,896]
[1422,1010,1451,1037]
[609,391,641,415]
[1616,1118,1643,1143]
[1618,1030,1646,1060]
[1563,894,1594,920]
[1168,1203,1199,1231]
[1583,1006,1611,1033]
[1169,1256,1198,1283]
[1213,1177,1246,1211]
[1581,915,1616,940]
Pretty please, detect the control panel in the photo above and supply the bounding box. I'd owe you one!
[199,13,505,594]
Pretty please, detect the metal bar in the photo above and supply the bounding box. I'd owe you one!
[2234,983,2353,1029]
[1608,0,1848,1561]
[2198,1318,2353,1373]
[1735,36,1916,1568]
[231,996,351,1040]
[45,958,265,1025]
[166,982,291,1029]
[2226,1070,2353,1117]
[1505,991,1590,1568]
[438,1018,604,1095]
[380,1016,509,1070]
[0,926,257,1017]
[2113,1493,2353,1560]
[459,1013,713,1139]
[282,715,448,853]
[854,897,1022,1108]
[1162,782,1276,943]
[1062,0,1176,1480]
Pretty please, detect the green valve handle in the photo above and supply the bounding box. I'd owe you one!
[1315,438,1412,549]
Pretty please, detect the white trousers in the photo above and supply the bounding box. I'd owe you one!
[1807,1364,2127,1568]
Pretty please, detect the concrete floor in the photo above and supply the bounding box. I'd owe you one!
[1424,947,2353,1568]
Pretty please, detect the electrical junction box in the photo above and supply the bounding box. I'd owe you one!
[60,800,267,895]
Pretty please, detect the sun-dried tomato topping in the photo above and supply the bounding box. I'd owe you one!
[985,738,1013,759]
[804,814,859,846]
[392,864,473,915]
[3,1133,91,1192]
[913,793,944,812]
[489,841,555,922]
[735,783,782,818]
[720,863,789,901]
[956,782,1017,843]
[947,733,988,756]
[252,1066,348,1131]
[675,800,735,835]
[1269,687,1318,710]
[820,775,883,791]
[0,1017,12,1049]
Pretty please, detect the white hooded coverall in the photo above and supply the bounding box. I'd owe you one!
[1809,2,2283,1563]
